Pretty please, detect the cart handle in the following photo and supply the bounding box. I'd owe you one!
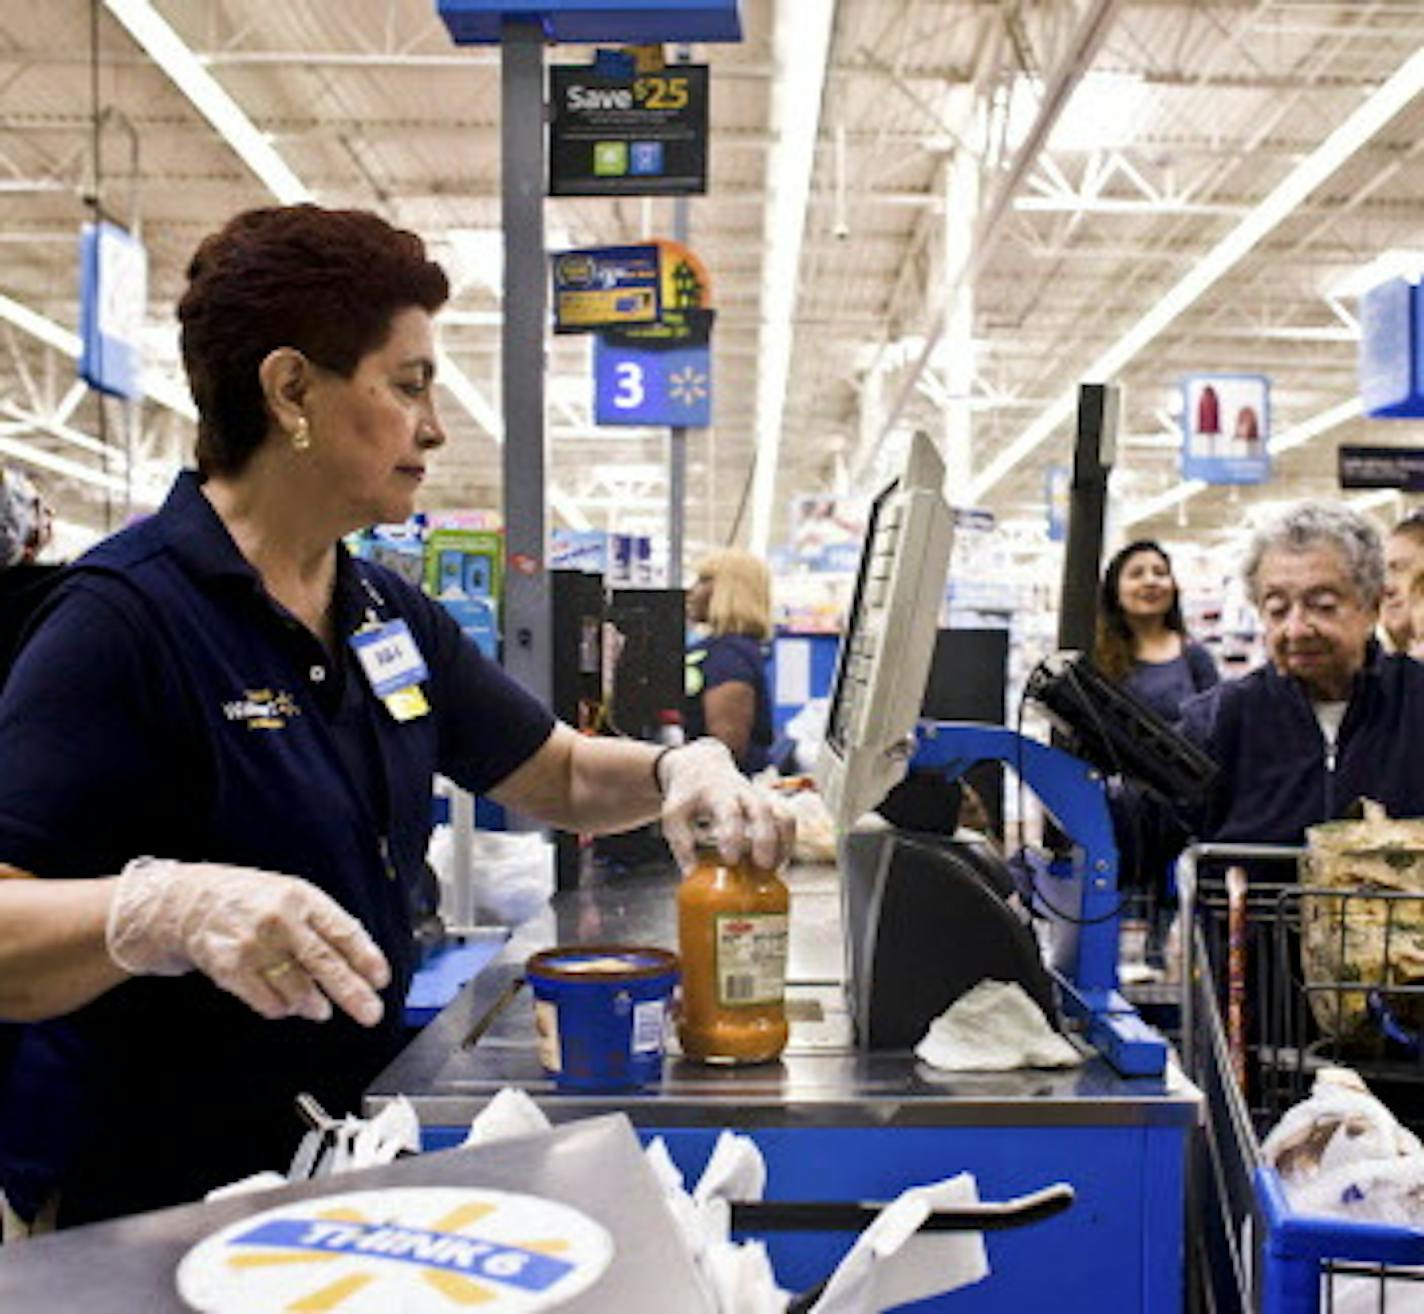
[729,1182,1074,1234]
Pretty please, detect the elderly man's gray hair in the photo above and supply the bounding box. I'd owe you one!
[1242,500,1384,607]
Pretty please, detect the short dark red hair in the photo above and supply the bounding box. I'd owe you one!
[178,205,449,477]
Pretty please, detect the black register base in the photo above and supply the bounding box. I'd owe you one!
[0,1114,712,1313]
[367,865,1202,1313]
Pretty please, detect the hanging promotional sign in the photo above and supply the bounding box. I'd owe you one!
[593,337,711,427]
[438,0,741,44]
[550,60,708,196]
[551,244,661,332]
[788,495,867,572]
[1338,444,1424,491]
[552,239,711,334]
[1046,465,1069,542]
[953,507,996,533]
[1358,278,1424,418]
[78,220,147,400]
[1180,373,1270,485]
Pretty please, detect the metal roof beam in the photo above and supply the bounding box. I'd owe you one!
[101,0,589,531]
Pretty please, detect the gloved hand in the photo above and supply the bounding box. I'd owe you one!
[106,857,390,1027]
[658,738,795,872]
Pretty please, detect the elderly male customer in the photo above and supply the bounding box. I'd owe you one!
[1178,501,1424,848]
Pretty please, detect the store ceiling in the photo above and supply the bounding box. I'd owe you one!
[2,0,1424,564]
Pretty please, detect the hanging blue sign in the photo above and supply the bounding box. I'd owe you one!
[437,1,741,43]
[1358,278,1424,417]
[594,338,711,427]
[1046,464,1069,542]
[78,221,147,400]
[1180,373,1270,485]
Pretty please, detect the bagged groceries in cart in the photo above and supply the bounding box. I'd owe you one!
[1302,802,1424,1042]
[1263,1068,1424,1313]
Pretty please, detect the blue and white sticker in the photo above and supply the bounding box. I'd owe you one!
[176,1186,613,1312]
[632,998,668,1053]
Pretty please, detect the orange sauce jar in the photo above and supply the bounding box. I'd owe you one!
[677,845,790,1065]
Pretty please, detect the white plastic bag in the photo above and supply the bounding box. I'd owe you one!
[807,1174,989,1313]
[1262,1068,1424,1311]
[1263,1067,1423,1213]
[428,823,555,927]
[783,698,828,775]
[644,1130,789,1314]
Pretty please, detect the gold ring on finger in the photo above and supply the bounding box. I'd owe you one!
[262,959,296,980]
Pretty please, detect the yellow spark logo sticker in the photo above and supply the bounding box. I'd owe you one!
[176,1188,611,1313]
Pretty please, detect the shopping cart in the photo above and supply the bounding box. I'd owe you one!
[1179,842,1424,1313]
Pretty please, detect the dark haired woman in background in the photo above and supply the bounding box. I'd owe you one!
[0,204,789,1232]
[1094,539,1218,723]
[1094,540,1217,974]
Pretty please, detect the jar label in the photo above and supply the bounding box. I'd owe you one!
[713,912,789,1006]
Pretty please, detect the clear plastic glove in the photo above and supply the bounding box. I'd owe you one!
[659,738,795,872]
[106,856,390,1026]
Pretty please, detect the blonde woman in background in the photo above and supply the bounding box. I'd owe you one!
[685,549,774,773]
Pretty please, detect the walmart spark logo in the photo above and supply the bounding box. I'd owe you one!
[669,364,709,408]
[177,1187,612,1312]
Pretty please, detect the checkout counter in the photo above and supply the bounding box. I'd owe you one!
[371,430,1204,1311]
[0,1114,713,1313]
[366,861,1201,1312]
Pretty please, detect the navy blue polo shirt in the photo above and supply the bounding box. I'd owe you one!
[684,632,772,773]
[0,471,554,1224]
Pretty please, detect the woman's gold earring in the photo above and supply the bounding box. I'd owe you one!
[290,417,311,453]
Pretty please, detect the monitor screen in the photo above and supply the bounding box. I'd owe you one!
[814,431,955,829]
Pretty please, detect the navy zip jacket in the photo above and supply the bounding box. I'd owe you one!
[1176,644,1424,847]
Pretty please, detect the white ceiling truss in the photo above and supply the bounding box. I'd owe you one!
[0,2,1419,561]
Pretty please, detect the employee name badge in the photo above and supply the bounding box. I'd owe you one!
[350,619,430,721]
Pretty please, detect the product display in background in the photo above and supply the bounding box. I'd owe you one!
[551,528,609,574]
[787,494,867,573]
[348,517,427,588]
[426,526,503,659]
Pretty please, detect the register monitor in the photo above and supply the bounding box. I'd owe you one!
[813,430,955,828]
[811,432,1061,1054]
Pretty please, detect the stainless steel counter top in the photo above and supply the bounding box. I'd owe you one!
[367,863,1201,1130]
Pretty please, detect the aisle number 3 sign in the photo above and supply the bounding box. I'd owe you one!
[593,339,712,428]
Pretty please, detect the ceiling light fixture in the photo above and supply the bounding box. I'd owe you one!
[971,41,1424,505]
[105,0,589,531]
[1004,70,1149,154]
[102,0,310,204]
[746,0,837,555]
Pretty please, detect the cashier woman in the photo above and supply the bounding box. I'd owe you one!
[0,204,791,1233]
